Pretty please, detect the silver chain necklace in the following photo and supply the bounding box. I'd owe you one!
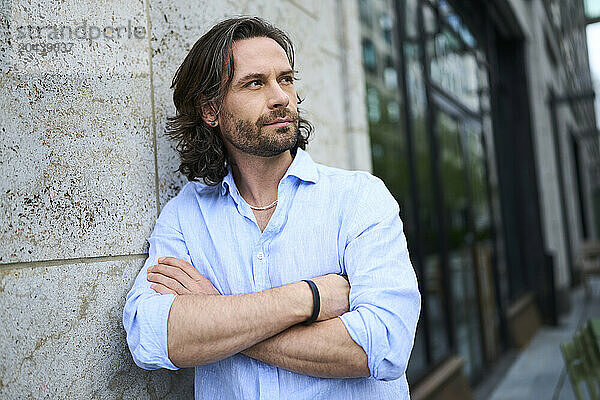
[246,198,278,211]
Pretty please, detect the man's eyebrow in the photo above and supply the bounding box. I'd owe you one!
[278,69,296,77]
[235,73,265,86]
[234,69,296,86]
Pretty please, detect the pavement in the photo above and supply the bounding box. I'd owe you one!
[477,280,600,400]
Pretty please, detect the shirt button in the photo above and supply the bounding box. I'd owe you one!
[257,252,264,260]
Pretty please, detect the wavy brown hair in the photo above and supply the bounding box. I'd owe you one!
[166,16,313,185]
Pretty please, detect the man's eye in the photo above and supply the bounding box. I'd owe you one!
[281,76,294,84]
[245,80,262,88]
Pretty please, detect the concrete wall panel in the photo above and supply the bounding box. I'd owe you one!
[0,258,194,398]
[0,0,157,263]
[0,72,157,264]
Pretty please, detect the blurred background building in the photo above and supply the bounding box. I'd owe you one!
[0,0,598,398]
[358,0,599,398]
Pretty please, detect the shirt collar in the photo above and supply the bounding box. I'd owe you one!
[221,166,235,196]
[219,148,319,196]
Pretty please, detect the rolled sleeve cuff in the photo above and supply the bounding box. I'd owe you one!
[340,307,406,381]
[339,310,377,378]
[130,292,180,371]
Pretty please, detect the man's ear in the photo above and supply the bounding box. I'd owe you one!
[198,98,219,126]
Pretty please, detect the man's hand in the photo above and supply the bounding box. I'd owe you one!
[311,274,350,321]
[148,258,350,319]
[147,257,220,295]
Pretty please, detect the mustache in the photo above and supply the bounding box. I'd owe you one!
[257,109,298,126]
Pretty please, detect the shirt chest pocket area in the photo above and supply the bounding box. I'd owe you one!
[264,234,345,287]
[190,252,257,295]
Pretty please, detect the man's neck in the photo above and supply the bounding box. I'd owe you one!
[228,149,294,207]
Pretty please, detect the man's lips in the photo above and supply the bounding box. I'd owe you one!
[264,118,294,127]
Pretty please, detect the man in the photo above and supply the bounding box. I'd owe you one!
[123,16,420,399]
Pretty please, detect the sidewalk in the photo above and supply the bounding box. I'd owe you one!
[484,282,600,400]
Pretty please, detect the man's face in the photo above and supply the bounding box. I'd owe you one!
[217,37,299,158]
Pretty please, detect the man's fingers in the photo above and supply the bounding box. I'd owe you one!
[150,263,195,287]
[150,283,178,295]
[153,257,219,296]
[158,257,204,281]
[148,271,190,295]
[158,256,183,266]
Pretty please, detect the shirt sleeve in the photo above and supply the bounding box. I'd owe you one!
[338,174,421,381]
[122,196,191,371]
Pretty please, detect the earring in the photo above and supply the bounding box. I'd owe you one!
[210,121,217,126]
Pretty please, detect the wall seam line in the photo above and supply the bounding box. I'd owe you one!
[335,0,356,170]
[0,253,148,272]
[144,0,162,218]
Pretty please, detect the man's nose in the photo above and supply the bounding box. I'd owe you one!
[266,82,290,109]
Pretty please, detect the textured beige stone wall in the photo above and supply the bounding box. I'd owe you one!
[0,0,369,397]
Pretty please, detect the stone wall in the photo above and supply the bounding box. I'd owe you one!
[0,0,370,397]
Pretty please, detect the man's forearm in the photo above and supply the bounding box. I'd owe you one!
[242,317,370,378]
[167,281,312,367]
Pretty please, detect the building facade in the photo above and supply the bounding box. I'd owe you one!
[358,0,599,396]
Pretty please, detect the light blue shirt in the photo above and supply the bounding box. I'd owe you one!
[123,148,421,399]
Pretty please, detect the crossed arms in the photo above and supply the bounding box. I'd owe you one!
[123,177,421,381]
[147,257,369,378]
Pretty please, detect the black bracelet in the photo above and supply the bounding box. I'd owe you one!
[302,279,320,325]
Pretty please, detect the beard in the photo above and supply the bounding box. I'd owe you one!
[219,108,299,157]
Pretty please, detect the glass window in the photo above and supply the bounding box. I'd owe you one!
[437,111,484,380]
[359,0,431,380]
[404,0,419,40]
[425,2,479,111]
[423,4,438,36]
[465,121,502,363]
[360,0,504,384]
[594,188,600,236]
[380,14,394,44]
[359,0,373,26]
[584,0,600,19]
[384,56,398,89]
[362,39,377,73]
[406,40,452,364]
[366,86,381,123]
